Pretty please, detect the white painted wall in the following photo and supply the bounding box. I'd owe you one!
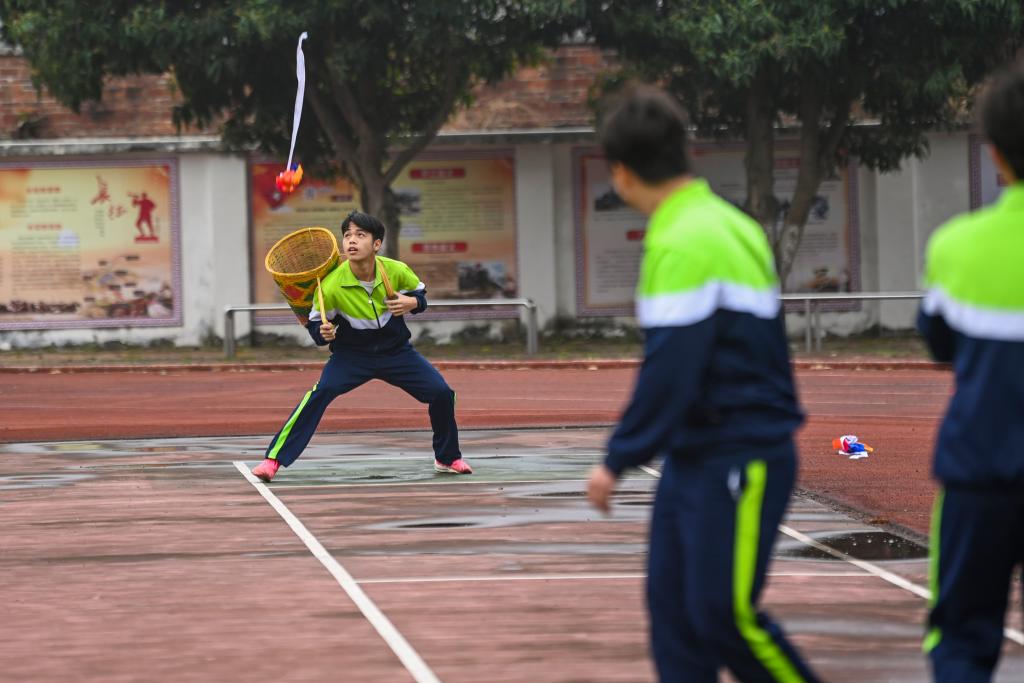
[552,143,580,320]
[178,154,251,342]
[514,144,559,324]
[870,133,970,329]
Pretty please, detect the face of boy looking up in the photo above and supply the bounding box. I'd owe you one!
[343,225,381,265]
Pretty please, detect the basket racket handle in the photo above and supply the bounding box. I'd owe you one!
[316,276,329,327]
[377,257,398,300]
[304,227,333,329]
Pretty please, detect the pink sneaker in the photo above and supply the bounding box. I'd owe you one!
[251,458,280,482]
[434,458,473,474]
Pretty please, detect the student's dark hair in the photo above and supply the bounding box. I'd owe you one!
[598,83,691,183]
[980,59,1024,180]
[341,210,386,243]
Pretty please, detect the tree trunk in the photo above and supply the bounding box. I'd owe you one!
[309,57,458,262]
[774,85,852,291]
[743,71,780,260]
[775,86,823,290]
[360,176,401,259]
[776,170,822,291]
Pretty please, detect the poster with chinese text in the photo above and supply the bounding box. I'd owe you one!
[250,151,517,322]
[0,160,180,329]
[969,137,1007,209]
[574,145,859,315]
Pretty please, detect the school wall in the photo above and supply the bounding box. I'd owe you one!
[249,141,567,348]
[809,132,970,337]
[0,132,979,349]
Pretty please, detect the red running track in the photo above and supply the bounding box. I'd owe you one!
[0,364,951,535]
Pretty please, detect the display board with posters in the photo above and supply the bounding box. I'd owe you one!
[572,152,648,316]
[574,145,860,315]
[250,150,517,322]
[969,135,1008,209]
[249,160,360,322]
[0,160,180,329]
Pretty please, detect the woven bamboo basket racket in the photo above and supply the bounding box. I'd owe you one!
[264,227,340,323]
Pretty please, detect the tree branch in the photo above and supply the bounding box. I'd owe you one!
[318,57,380,166]
[306,84,362,185]
[819,93,854,171]
[776,85,825,288]
[743,68,779,249]
[382,60,463,186]
[797,86,823,180]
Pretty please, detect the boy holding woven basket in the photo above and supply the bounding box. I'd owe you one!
[252,210,472,481]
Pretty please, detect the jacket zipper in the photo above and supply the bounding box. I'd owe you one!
[369,291,383,329]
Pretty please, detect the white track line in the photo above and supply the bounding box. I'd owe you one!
[638,464,1024,646]
[776,524,931,599]
[638,465,661,479]
[779,525,1024,646]
[359,573,646,584]
[232,461,441,683]
[307,451,605,463]
[356,571,869,585]
[273,478,594,490]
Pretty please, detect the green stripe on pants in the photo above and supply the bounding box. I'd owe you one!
[923,489,945,653]
[733,459,806,682]
[267,383,317,461]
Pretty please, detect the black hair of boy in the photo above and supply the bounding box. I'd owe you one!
[981,59,1024,179]
[341,210,386,243]
[598,84,691,183]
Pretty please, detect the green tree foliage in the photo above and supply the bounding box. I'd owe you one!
[585,0,1024,287]
[0,1,572,255]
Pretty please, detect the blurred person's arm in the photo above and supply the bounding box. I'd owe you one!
[918,237,955,363]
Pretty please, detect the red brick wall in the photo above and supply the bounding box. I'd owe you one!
[0,46,615,140]
[445,46,618,131]
[0,55,187,139]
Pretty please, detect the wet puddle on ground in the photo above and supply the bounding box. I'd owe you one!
[0,473,95,491]
[778,530,927,561]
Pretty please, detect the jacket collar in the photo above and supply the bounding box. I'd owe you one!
[996,182,1024,211]
[335,258,383,288]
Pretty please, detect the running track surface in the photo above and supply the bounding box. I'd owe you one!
[0,364,951,535]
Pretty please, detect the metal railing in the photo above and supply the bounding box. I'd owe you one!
[780,291,924,352]
[224,298,539,359]
[226,293,921,358]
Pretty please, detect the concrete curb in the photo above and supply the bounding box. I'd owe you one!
[0,358,948,374]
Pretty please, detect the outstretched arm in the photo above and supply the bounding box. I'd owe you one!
[917,305,955,363]
[588,319,715,512]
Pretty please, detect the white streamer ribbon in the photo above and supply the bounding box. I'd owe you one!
[285,31,308,171]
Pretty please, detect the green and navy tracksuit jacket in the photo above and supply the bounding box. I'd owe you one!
[308,256,427,353]
[917,182,1024,679]
[604,179,803,474]
[606,180,820,683]
[917,182,1024,487]
[266,256,461,468]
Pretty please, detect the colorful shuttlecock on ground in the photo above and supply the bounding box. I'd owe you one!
[833,434,874,457]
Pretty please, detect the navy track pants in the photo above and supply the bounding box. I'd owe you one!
[264,345,460,466]
[926,486,1024,683]
[648,446,821,682]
